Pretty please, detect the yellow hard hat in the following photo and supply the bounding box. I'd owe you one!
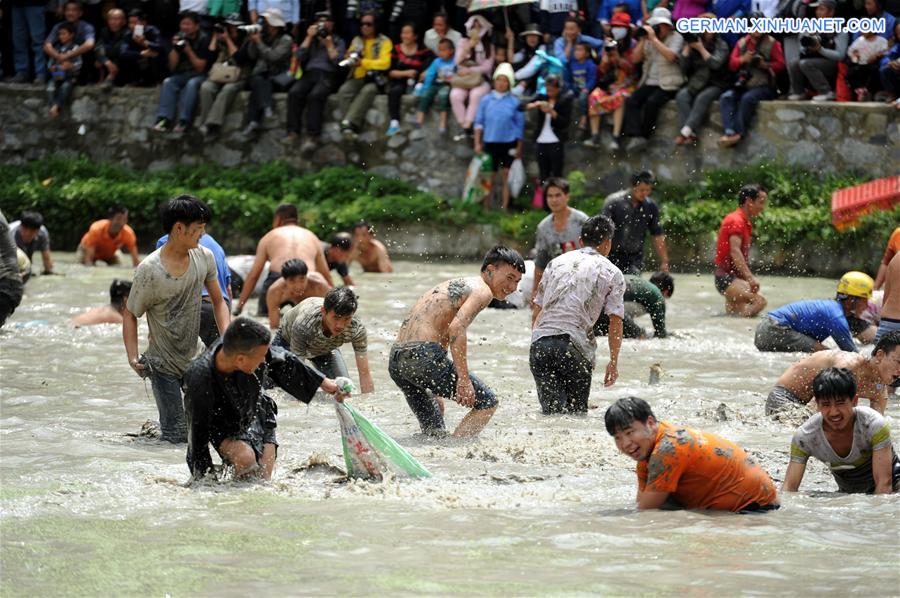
[836,271,874,299]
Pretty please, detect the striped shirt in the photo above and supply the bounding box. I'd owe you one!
[279,297,367,358]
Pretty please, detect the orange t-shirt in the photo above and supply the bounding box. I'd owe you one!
[883,227,900,265]
[637,421,777,512]
[79,219,137,261]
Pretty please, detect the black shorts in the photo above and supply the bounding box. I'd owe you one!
[485,141,516,171]
[714,273,735,295]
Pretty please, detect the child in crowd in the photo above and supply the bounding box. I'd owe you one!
[568,41,597,132]
[846,30,889,101]
[417,38,457,134]
[46,22,82,118]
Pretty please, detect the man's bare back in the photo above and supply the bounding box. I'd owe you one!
[355,239,393,273]
[777,350,885,408]
[882,253,900,319]
[396,277,492,347]
[71,305,123,327]
[262,225,328,275]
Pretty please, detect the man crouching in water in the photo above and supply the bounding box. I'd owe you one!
[183,317,347,481]
[389,246,525,438]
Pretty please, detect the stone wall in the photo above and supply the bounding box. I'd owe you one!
[2,83,897,200]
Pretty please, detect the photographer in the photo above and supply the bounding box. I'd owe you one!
[197,14,247,138]
[151,11,209,134]
[791,0,848,102]
[674,16,732,145]
[284,11,346,151]
[621,7,684,152]
[335,12,393,139]
[121,9,163,86]
[717,15,784,147]
[239,8,294,139]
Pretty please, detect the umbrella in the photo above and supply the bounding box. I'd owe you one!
[466,0,535,31]
[831,175,900,231]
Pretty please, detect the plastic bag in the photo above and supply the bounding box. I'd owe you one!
[461,153,493,204]
[335,400,431,480]
[508,158,525,198]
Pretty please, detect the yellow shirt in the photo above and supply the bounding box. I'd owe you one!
[350,35,392,79]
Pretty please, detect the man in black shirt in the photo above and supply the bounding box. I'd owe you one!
[183,317,347,481]
[601,170,670,275]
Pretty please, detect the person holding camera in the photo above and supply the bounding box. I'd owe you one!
[717,18,784,147]
[239,8,294,139]
[791,0,848,102]
[196,14,247,137]
[620,7,684,152]
[283,11,346,150]
[335,12,393,139]
[121,9,163,86]
[673,15,731,146]
[151,11,209,133]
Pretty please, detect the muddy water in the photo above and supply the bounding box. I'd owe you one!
[2,256,898,596]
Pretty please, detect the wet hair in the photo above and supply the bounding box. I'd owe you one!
[604,397,655,435]
[58,22,77,35]
[738,183,766,206]
[108,204,128,218]
[330,232,354,251]
[580,215,615,246]
[222,317,271,356]
[323,286,358,316]
[128,8,146,20]
[109,278,132,308]
[873,330,900,358]
[179,10,201,24]
[438,38,456,51]
[159,194,211,234]
[812,367,857,402]
[353,220,373,233]
[543,177,570,197]
[631,170,657,187]
[481,245,526,274]
[20,211,44,230]
[650,272,674,297]
[274,203,298,222]
[281,258,308,279]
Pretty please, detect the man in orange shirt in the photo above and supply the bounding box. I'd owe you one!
[78,205,140,267]
[605,397,779,512]
[874,227,900,291]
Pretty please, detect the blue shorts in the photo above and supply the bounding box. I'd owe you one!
[388,342,498,435]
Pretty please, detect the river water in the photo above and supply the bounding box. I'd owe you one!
[2,256,898,596]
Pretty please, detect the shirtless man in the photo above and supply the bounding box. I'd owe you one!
[352,220,393,273]
[235,204,333,317]
[388,246,524,438]
[875,252,900,343]
[765,331,900,416]
[265,259,327,329]
[71,279,131,326]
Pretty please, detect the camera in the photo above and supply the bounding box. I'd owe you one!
[682,31,698,43]
[750,53,764,67]
[339,51,361,68]
[173,33,187,48]
[239,24,263,34]
[213,22,226,33]
[316,22,329,38]
[634,24,661,39]
[799,34,820,49]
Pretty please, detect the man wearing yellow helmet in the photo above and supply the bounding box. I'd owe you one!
[754,271,875,354]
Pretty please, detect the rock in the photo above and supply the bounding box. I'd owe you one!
[775,108,805,122]
[148,159,174,172]
[208,144,243,167]
[383,150,398,161]
[358,130,378,145]
[70,96,99,122]
[786,140,824,166]
[23,98,43,110]
[838,138,879,168]
[818,115,841,138]
[365,108,385,127]
[805,125,821,139]
[865,112,888,135]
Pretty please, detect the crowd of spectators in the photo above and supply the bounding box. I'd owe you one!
[4,0,899,181]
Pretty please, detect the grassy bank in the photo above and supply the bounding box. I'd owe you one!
[1,157,894,273]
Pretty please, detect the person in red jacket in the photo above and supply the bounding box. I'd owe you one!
[718,17,785,148]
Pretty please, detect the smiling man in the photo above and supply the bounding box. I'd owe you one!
[604,397,779,512]
[782,367,899,495]
[389,246,525,438]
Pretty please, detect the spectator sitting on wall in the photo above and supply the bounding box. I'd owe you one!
[879,22,900,104]
[123,9,164,86]
[673,18,732,146]
[94,8,130,88]
[510,23,547,96]
[336,12,393,139]
[197,14,249,138]
[415,37,457,134]
[620,7,684,152]
[553,16,603,64]
[151,11,209,134]
[248,0,301,37]
[386,23,433,136]
[845,29,889,101]
[284,11,347,151]
[718,14,784,147]
[585,14,637,150]
[567,41,597,135]
[449,14,494,141]
[239,8,294,140]
[424,11,462,54]
[43,1,96,85]
[45,22,82,118]
[791,0,848,102]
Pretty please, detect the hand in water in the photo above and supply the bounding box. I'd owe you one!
[321,378,349,402]
[604,361,618,387]
[456,378,475,408]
